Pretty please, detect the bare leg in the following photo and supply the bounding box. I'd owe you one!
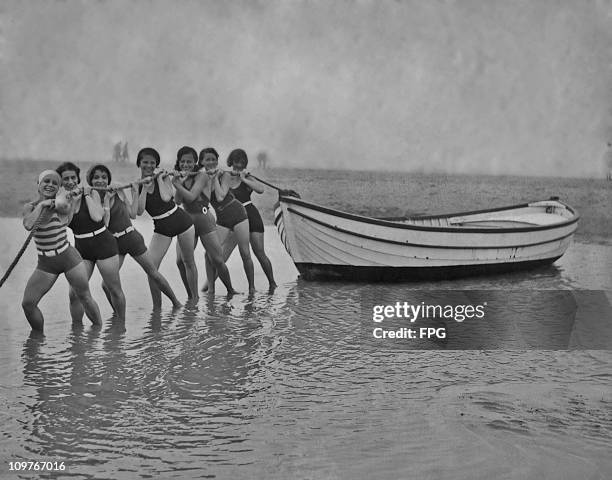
[65,262,102,326]
[250,231,276,289]
[176,226,198,300]
[209,226,231,293]
[222,232,238,262]
[233,220,255,294]
[21,269,58,331]
[145,233,172,308]
[203,253,214,293]
[201,231,235,294]
[69,260,95,324]
[133,250,182,308]
[96,255,126,321]
[102,254,126,311]
[175,241,189,298]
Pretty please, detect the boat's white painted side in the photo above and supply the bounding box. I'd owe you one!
[274,197,578,270]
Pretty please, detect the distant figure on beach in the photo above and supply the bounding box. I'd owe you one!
[604,142,612,181]
[121,142,129,163]
[256,151,268,170]
[113,142,122,163]
[21,170,102,331]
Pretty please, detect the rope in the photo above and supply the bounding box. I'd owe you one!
[82,170,200,194]
[0,206,49,289]
[246,173,301,198]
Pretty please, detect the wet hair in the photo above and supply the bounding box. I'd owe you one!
[56,162,81,183]
[198,147,219,169]
[136,147,161,167]
[86,164,112,186]
[226,148,248,168]
[174,146,198,171]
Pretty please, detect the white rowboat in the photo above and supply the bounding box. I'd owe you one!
[274,195,579,281]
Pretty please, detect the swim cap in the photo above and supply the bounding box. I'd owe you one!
[38,170,61,185]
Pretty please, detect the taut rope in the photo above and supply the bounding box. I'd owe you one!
[0,206,49,289]
[246,173,300,198]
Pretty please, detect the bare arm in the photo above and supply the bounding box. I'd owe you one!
[22,201,51,231]
[173,178,184,204]
[125,183,139,219]
[158,173,174,202]
[136,181,150,216]
[241,172,264,194]
[174,173,206,204]
[102,192,112,227]
[83,187,105,222]
[213,171,230,201]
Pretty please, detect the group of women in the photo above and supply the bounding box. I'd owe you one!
[21,147,276,331]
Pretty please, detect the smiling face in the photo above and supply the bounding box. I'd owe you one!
[139,155,158,176]
[38,175,60,198]
[60,170,79,191]
[178,153,196,172]
[91,169,109,189]
[201,153,218,173]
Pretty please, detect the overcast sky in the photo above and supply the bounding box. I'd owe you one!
[2,0,612,177]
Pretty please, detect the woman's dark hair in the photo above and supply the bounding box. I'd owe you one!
[136,147,161,167]
[174,146,198,171]
[226,148,248,168]
[198,147,219,169]
[56,162,81,183]
[86,164,112,186]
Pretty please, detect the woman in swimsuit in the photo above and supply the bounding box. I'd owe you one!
[135,147,198,304]
[172,146,236,295]
[22,170,102,331]
[201,148,255,294]
[225,149,276,290]
[57,162,126,323]
[86,164,182,309]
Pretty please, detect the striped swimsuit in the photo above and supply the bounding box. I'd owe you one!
[34,209,69,253]
[31,206,82,275]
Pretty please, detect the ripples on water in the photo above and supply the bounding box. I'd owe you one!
[0,216,611,478]
[1,284,609,479]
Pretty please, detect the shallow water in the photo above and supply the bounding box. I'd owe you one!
[0,215,611,479]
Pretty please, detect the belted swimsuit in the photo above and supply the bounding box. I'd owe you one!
[181,177,217,237]
[32,205,82,275]
[210,188,247,230]
[106,195,147,257]
[231,181,264,233]
[140,180,193,237]
[69,197,118,261]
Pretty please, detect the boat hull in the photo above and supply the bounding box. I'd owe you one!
[294,257,562,282]
[274,195,579,282]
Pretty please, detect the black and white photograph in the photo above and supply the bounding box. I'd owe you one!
[1,1,611,478]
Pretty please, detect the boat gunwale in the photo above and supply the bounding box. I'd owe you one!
[277,195,580,235]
